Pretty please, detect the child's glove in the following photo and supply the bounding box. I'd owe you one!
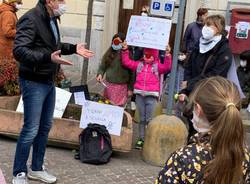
[174,93,188,102]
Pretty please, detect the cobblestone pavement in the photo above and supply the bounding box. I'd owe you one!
[1,124,250,184]
[0,123,161,184]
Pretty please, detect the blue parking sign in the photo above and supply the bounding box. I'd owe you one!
[165,3,172,11]
[153,2,161,10]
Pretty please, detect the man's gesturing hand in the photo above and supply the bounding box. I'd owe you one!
[51,50,73,65]
[77,43,94,58]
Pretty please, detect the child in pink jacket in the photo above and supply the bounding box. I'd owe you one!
[122,43,172,149]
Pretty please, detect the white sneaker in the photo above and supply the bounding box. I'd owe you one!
[12,172,28,184]
[27,167,56,184]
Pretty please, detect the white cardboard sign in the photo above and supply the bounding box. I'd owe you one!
[80,101,124,136]
[126,15,172,50]
[16,87,72,118]
[74,92,86,106]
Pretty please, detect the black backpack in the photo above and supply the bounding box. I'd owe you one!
[79,123,112,164]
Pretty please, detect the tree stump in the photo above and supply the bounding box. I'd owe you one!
[142,115,188,167]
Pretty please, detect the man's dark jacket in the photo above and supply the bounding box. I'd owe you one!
[13,2,76,83]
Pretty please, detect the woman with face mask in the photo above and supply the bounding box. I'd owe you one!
[96,33,134,106]
[156,76,250,184]
[179,15,232,137]
[140,5,149,16]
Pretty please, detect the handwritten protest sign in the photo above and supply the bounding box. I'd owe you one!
[16,87,72,118]
[80,101,124,136]
[126,15,172,50]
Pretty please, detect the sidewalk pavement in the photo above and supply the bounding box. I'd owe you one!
[0,123,160,184]
[0,123,249,184]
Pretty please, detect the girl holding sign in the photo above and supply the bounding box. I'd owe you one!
[96,33,133,106]
[122,43,172,149]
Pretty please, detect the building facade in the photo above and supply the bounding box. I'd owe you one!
[2,0,250,89]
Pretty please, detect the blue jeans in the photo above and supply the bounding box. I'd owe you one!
[13,78,55,176]
[135,95,157,140]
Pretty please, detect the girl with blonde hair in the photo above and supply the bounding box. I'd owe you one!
[156,76,250,184]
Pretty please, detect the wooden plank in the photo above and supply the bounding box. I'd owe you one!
[0,109,133,152]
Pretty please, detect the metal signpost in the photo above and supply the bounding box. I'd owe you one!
[166,0,186,115]
[149,0,186,115]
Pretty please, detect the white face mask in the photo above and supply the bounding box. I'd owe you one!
[141,12,148,16]
[53,3,67,17]
[240,60,247,67]
[202,26,215,40]
[178,54,186,61]
[192,110,210,133]
[111,43,122,51]
[14,3,22,10]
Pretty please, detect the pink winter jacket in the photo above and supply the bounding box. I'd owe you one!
[122,50,172,97]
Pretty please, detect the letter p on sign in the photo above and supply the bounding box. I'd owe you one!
[153,2,161,10]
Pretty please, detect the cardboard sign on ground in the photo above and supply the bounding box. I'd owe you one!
[80,101,124,136]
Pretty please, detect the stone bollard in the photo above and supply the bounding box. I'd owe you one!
[142,115,188,167]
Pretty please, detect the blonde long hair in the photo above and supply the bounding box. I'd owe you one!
[190,76,245,184]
